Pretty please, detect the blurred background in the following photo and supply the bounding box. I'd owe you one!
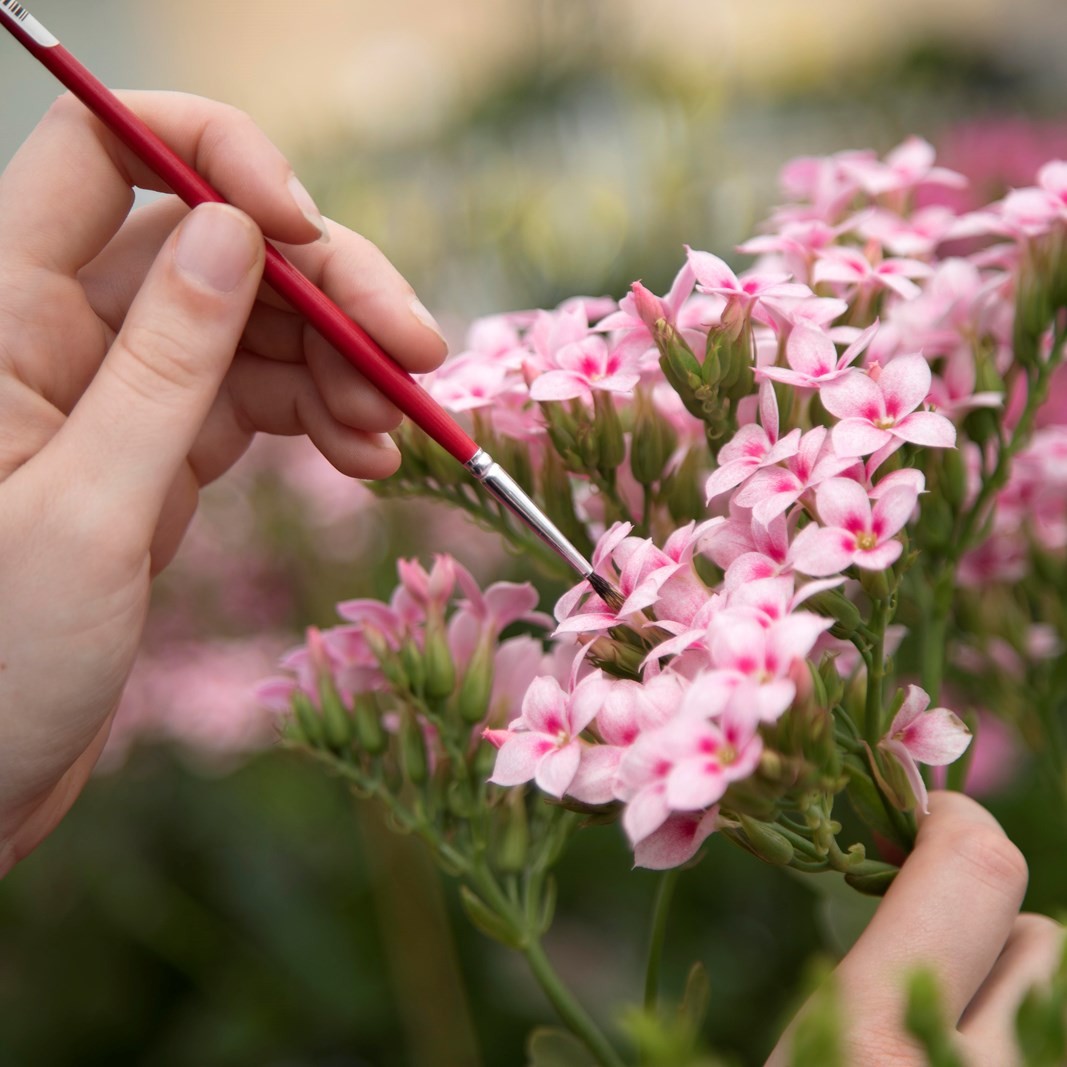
[2,1,1067,1064]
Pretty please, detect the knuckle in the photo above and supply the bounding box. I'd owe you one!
[945,824,1029,900]
[112,317,204,398]
[1013,912,1063,944]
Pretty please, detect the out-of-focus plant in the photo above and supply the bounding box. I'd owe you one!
[260,140,1067,1062]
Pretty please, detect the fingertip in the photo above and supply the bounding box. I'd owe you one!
[407,295,449,367]
[919,791,1002,833]
[286,175,330,244]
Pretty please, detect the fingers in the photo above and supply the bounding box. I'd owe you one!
[0,91,325,278]
[837,792,1028,1028]
[278,218,449,375]
[39,202,264,538]
[960,914,1066,1064]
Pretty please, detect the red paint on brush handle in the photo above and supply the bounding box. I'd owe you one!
[10,34,478,464]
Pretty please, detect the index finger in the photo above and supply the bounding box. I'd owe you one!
[837,791,1028,1026]
[0,90,325,276]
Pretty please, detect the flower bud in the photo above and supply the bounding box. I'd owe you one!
[804,589,863,639]
[843,860,899,896]
[422,621,456,702]
[665,446,706,524]
[292,690,327,749]
[319,674,354,752]
[858,564,891,601]
[630,390,678,487]
[400,712,429,786]
[940,447,968,512]
[400,639,426,696]
[457,640,495,724]
[353,693,388,756]
[738,814,795,866]
[589,389,626,475]
[493,791,530,874]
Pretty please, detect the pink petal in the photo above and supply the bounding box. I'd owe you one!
[879,353,932,417]
[622,782,672,844]
[535,742,582,797]
[891,411,958,448]
[686,248,738,291]
[786,325,837,376]
[899,708,972,766]
[853,540,902,570]
[520,676,569,734]
[871,484,920,539]
[567,744,623,805]
[819,370,885,421]
[666,758,728,811]
[831,419,895,457]
[814,476,872,531]
[529,371,590,402]
[632,810,718,870]
[882,739,930,813]
[489,732,555,786]
[790,524,857,577]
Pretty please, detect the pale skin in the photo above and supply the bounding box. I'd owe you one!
[0,94,1061,1065]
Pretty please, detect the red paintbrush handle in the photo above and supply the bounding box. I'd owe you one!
[0,5,479,464]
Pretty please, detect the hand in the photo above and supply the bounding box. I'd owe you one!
[0,92,448,874]
[766,792,1064,1066]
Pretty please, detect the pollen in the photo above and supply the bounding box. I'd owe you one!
[856,531,878,550]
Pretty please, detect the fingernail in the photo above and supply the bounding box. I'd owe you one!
[288,175,330,242]
[372,433,401,456]
[175,204,260,292]
[409,295,446,344]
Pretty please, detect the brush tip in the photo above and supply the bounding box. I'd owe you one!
[587,572,625,612]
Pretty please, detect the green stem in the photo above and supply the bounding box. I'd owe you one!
[864,598,888,747]
[643,868,680,1015]
[523,938,628,1067]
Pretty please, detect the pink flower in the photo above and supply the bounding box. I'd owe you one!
[733,426,855,524]
[813,245,933,301]
[791,477,918,577]
[839,136,967,198]
[615,705,761,845]
[633,810,719,870]
[528,334,641,402]
[705,385,802,501]
[485,672,611,797]
[820,354,957,457]
[878,685,972,812]
[758,322,878,391]
[686,247,808,337]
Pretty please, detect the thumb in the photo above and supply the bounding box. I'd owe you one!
[48,202,264,531]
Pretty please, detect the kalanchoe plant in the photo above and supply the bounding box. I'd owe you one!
[260,140,1067,1065]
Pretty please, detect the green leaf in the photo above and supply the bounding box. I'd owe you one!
[677,961,711,1033]
[525,1027,599,1067]
[458,885,524,950]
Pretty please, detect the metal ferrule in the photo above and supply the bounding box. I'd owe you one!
[465,449,593,579]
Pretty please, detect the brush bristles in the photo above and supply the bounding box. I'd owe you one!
[587,572,625,611]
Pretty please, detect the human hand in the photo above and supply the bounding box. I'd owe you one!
[766,792,1064,1066]
[0,92,447,874]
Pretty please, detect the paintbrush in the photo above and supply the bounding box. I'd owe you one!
[0,0,623,609]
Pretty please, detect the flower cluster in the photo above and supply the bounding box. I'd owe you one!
[270,135,1067,881]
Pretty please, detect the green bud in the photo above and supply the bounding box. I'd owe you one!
[593,390,626,474]
[353,693,388,756]
[472,736,499,781]
[318,674,353,751]
[738,814,795,866]
[664,446,706,524]
[422,621,456,702]
[459,886,524,950]
[858,565,891,601]
[292,690,326,749]
[818,655,845,706]
[457,640,495,724]
[844,755,899,842]
[630,390,677,487]
[400,640,426,696]
[804,589,863,639]
[493,792,529,874]
[941,447,968,511]
[844,860,899,897]
[400,711,429,786]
